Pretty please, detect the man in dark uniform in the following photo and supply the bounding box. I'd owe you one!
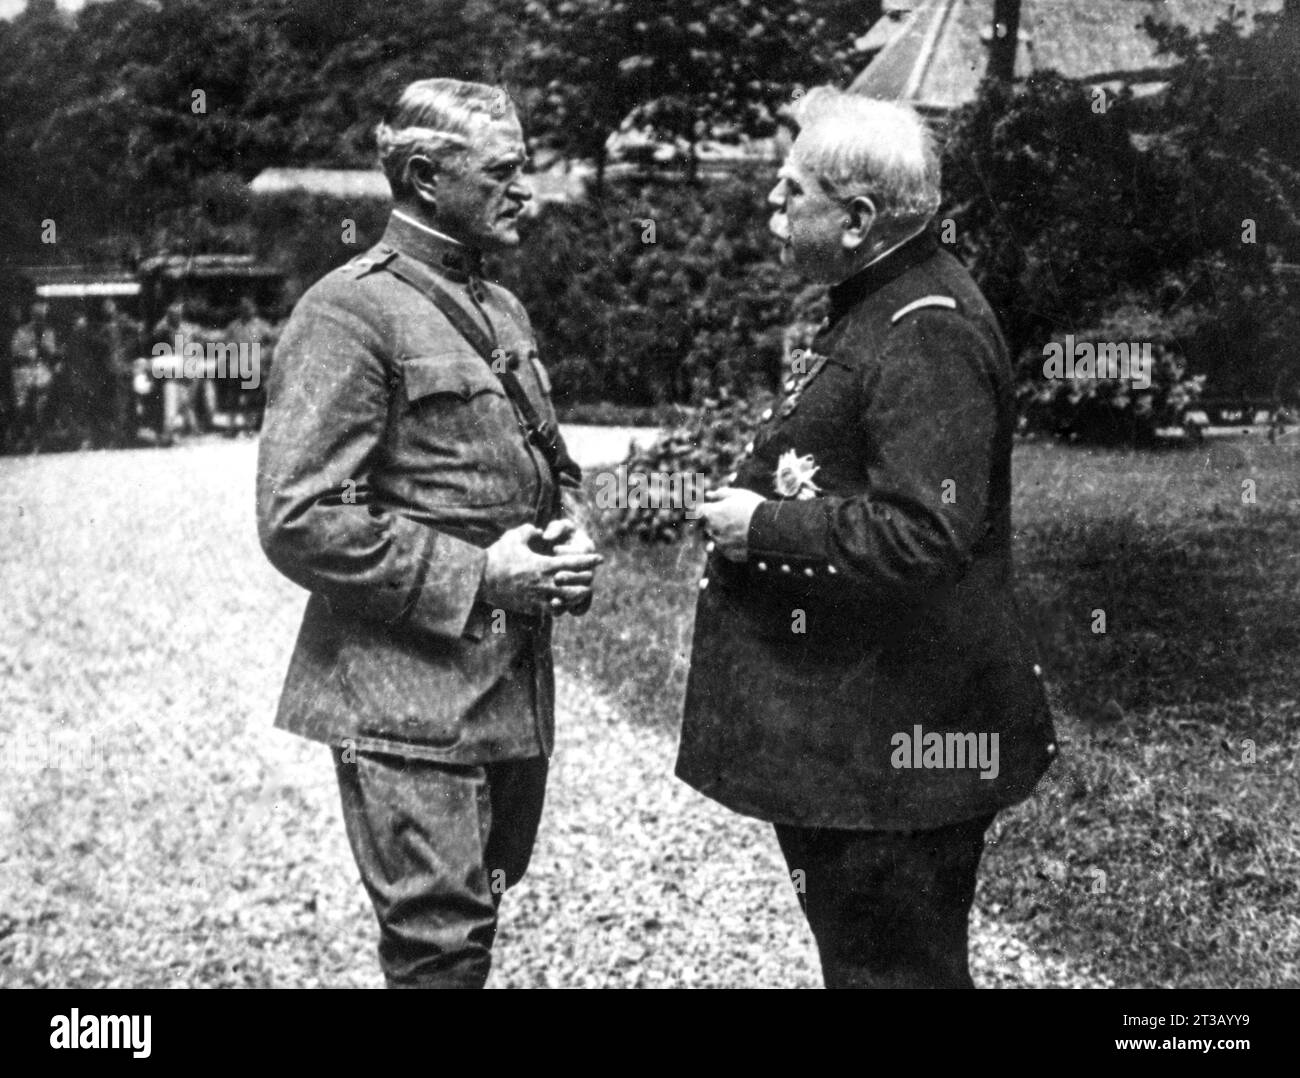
[680,87,1058,988]
[257,78,601,988]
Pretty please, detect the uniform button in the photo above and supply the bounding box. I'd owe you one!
[760,408,772,421]
[1033,664,1043,676]
[780,563,791,573]
[744,441,754,453]
[1046,742,1057,754]
[705,541,715,554]
[827,565,837,575]
[698,578,709,591]
[804,567,815,577]
[757,561,767,571]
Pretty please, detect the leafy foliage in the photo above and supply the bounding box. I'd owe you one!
[495,168,802,407]
[597,388,772,544]
[248,192,391,304]
[518,0,856,190]
[1018,319,1208,447]
[941,10,1300,409]
[0,0,523,265]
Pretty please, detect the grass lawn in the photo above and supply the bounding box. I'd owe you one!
[556,436,1300,988]
[2,434,1294,987]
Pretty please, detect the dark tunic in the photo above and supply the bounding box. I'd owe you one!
[676,232,1058,830]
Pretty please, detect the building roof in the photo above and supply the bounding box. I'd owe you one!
[850,0,1286,112]
[17,265,140,298]
[248,167,393,201]
[248,164,587,205]
[136,254,281,280]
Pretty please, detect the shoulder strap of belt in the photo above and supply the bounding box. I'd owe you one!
[375,246,579,487]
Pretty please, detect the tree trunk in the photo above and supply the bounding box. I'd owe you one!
[988,0,1022,83]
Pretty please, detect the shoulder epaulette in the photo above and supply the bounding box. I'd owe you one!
[344,246,398,278]
[890,295,959,323]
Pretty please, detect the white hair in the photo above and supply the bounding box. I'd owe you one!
[789,87,941,223]
[376,78,516,198]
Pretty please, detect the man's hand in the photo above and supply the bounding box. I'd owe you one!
[699,487,765,562]
[541,518,598,615]
[481,522,602,616]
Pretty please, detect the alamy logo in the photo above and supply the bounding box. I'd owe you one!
[593,467,703,520]
[1042,334,1152,390]
[50,1009,151,1058]
[890,724,1000,780]
[151,333,260,389]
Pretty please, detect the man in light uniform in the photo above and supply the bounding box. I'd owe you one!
[258,79,600,988]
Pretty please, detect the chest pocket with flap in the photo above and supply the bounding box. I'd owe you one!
[402,350,506,403]
[397,350,529,508]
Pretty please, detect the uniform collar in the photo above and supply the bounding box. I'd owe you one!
[827,228,938,321]
[382,209,484,283]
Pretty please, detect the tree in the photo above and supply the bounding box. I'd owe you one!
[520,0,854,192]
[0,0,526,267]
[943,6,1300,403]
[988,0,1022,83]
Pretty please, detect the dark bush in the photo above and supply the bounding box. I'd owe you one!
[249,193,391,305]
[495,167,801,409]
[1016,306,1208,445]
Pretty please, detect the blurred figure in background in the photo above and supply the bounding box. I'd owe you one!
[63,310,100,449]
[9,300,60,452]
[150,300,202,441]
[101,299,143,446]
[223,296,276,433]
[0,304,18,451]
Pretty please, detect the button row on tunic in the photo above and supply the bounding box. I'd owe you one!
[752,561,838,576]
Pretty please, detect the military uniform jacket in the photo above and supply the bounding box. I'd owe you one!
[676,232,1057,830]
[257,212,576,764]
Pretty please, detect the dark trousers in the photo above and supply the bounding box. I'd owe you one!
[333,748,548,989]
[775,813,995,989]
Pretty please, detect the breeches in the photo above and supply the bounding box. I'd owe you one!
[333,748,548,989]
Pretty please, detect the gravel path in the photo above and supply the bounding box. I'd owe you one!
[0,439,1110,988]
[493,672,1112,989]
[557,424,661,469]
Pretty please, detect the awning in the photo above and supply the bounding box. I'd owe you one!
[136,254,281,280]
[35,281,141,298]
